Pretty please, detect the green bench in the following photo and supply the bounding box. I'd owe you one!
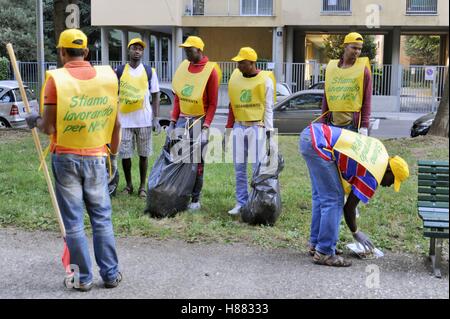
[417,160,449,278]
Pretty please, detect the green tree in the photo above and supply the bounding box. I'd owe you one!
[0,0,55,61]
[324,34,377,62]
[429,72,449,137]
[404,35,440,65]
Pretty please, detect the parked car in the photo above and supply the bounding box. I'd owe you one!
[276,82,292,102]
[273,89,324,134]
[274,88,377,135]
[308,81,325,90]
[411,112,436,138]
[157,83,175,128]
[0,81,39,129]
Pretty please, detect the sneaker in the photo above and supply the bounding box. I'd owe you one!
[228,205,242,216]
[63,277,93,292]
[188,202,201,211]
[104,272,123,289]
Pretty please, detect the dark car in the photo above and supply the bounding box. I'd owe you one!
[411,112,436,138]
[273,89,324,134]
[308,81,325,90]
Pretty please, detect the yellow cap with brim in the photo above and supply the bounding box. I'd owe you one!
[179,36,205,51]
[57,29,88,49]
[128,38,146,49]
[231,47,258,62]
[344,32,364,44]
[389,156,410,192]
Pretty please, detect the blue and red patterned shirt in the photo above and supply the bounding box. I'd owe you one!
[309,123,378,203]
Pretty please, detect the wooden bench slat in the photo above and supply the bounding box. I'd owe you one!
[418,201,449,209]
[418,180,449,187]
[418,187,449,195]
[418,160,449,167]
[424,220,449,228]
[419,167,449,174]
[419,212,449,222]
[419,207,449,214]
[418,195,449,202]
[418,174,449,181]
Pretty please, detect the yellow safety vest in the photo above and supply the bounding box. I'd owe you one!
[228,69,276,122]
[48,66,118,149]
[119,64,149,114]
[325,57,371,112]
[333,128,389,193]
[172,60,221,116]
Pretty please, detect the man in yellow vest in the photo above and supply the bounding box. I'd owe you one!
[170,36,221,211]
[299,123,409,267]
[322,32,372,136]
[115,38,161,199]
[225,47,276,215]
[25,29,122,291]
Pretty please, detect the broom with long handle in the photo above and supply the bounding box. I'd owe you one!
[6,43,71,275]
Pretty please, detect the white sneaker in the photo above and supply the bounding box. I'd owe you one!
[228,205,242,216]
[188,202,201,211]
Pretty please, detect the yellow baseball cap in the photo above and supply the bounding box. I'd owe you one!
[344,32,364,44]
[179,36,205,51]
[128,38,146,49]
[231,47,258,62]
[57,29,88,49]
[389,156,410,192]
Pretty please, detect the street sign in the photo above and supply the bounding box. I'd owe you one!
[425,67,436,81]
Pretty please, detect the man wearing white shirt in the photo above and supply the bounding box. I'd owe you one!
[115,38,161,198]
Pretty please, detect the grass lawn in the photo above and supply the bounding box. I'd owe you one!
[0,129,448,255]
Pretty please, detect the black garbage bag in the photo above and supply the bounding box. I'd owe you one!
[144,138,199,218]
[241,153,285,226]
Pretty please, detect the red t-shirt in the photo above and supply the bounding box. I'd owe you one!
[171,56,219,128]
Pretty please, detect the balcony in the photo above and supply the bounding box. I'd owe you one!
[406,0,438,15]
[321,0,352,15]
[183,0,274,17]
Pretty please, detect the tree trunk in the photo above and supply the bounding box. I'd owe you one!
[429,71,449,138]
[53,0,79,67]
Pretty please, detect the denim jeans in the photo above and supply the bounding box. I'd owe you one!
[175,116,205,203]
[232,123,266,206]
[52,153,119,284]
[299,128,344,255]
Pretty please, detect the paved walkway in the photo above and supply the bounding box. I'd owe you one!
[0,227,447,299]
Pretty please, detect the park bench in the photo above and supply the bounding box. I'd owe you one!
[417,160,449,278]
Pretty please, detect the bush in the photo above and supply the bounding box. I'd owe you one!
[0,56,10,80]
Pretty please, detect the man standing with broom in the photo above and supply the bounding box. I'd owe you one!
[25,29,122,291]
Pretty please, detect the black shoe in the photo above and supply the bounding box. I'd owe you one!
[104,272,122,289]
[63,277,93,292]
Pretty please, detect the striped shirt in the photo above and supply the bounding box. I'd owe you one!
[309,123,378,203]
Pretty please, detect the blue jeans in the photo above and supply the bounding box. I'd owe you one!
[299,128,344,255]
[232,124,266,206]
[52,153,119,284]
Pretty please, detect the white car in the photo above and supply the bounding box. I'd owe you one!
[0,81,38,129]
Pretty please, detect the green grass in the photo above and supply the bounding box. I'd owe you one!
[0,129,448,255]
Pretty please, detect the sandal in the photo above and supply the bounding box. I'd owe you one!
[138,188,147,199]
[308,245,343,256]
[312,252,352,267]
[121,186,133,195]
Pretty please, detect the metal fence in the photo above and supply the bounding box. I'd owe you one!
[6,60,448,113]
[406,0,438,14]
[400,65,448,112]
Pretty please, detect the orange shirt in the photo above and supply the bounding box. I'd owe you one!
[44,61,108,156]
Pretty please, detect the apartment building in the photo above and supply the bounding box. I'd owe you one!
[92,0,448,67]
